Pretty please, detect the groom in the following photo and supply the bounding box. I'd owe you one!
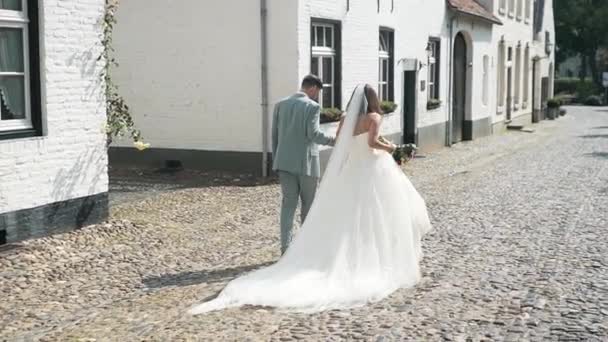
[271,75,336,255]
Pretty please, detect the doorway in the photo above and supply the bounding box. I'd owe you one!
[452,33,467,143]
[403,70,417,144]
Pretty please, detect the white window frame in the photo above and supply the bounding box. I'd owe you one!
[508,0,515,18]
[312,22,336,108]
[482,55,489,106]
[523,45,530,108]
[514,45,521,109]
[378,31,391,102]
[496,41,506,113]
[516,0,523,21]
[427,39,440,101]
[524,0,531,23]
[498,0,506,15]
[0,0,31,132]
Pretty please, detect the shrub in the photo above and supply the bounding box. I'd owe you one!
[547,98,561,108]
[554,79,602,103]
[427,99,442,110]
[584,95,603,106]
[320,107,343,123]
[380,101,398,114]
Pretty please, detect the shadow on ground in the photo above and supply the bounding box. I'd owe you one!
[579,134,608,139]
[109,167,279,206]
[143,261,274,289]
[584,152,608,159]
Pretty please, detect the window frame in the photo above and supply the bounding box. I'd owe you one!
[496,41,506,112]
[482,55,489,106]
[498,0,506,15]
[378,28,394,103]
[311,19,341,110]
[508,0,515,18]
[514,44,522,108]
[523,45,530,108]
[524,0,531,23]
[427,37,441,102]
[0,0,41,140]
[516,0,523,21]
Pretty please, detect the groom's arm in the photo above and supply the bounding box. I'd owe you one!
[306,105,335,146]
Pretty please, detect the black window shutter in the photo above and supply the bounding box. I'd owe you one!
[335,23,342,109]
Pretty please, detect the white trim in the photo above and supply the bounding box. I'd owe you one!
[482,55,489,106]
[378,56,389,101]
[0,0,32,132]
[311,46,335,57]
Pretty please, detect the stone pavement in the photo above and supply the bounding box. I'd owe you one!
[1,106,607,341]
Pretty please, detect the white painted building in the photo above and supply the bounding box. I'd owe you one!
[111,0,555,174]
[0,0,109,244]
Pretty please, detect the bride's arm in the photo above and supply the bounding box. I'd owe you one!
[367,114,396,153]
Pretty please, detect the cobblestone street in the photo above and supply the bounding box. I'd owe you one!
[1,106,608,341]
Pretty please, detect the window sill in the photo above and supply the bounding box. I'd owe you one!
[516,15,522,21]
[508,12,514,18]
[524,18,530,24]
[498,8,506,15]
[0,128,40,141]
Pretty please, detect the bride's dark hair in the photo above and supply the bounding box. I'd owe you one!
[364,84,383,115]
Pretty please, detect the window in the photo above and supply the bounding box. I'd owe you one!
[499,0,506,14]
[523,46,530,107]
[482,55,489,106]
[525,0,531,22]
[0,0,40,138]
[508,0,515,17]
[514,44,521,106]
[311,21,341,109]
[427,38,440,101]
[496,42,505,109]
[516,0,523,20]
[378,29,394,102]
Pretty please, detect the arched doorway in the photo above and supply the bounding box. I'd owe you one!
[452,33,467,143]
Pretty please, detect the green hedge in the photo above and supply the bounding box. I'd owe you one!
[554,79,602,102]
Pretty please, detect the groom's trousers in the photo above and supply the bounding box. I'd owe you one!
[278,171,318,255]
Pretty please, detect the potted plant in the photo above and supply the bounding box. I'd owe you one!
[427,99,441,110]
[546,98,561,120]
[380,101,398,114]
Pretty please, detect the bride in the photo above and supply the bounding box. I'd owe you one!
[189,84,432,314]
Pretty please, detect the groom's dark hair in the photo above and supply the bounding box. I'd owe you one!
[301,75,323,89]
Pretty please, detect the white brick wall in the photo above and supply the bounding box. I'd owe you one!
[298,0,446,136]
[0,0,108,214]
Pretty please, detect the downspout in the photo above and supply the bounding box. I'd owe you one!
[446,14,457,147]
[260,0,269,177]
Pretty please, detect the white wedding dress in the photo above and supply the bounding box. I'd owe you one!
[189,85,432,314]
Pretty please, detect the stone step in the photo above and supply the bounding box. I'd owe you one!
[507,124,535,133]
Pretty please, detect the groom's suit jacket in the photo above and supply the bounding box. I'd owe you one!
[272,92,335,178]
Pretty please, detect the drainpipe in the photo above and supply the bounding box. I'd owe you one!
[446,14,457,147]
[260,0,269,177]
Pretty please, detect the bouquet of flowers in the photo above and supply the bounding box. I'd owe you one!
[379,136,417,165]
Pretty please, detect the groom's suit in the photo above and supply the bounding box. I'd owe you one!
[272,92,335,254]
